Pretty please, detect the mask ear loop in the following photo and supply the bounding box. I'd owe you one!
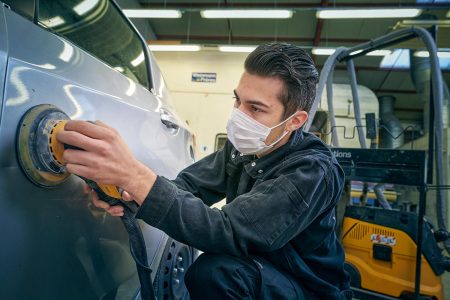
[265,111,306,147]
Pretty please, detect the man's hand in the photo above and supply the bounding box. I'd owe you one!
[56,120,157,205]
[91,188,132,217]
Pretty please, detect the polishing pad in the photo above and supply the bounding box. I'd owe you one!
[16,104,71,187]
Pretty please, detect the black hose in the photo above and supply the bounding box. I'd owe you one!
[120,203,155,300]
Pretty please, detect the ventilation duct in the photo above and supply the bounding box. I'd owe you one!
[378,95,404,149]
[410,52,450,131]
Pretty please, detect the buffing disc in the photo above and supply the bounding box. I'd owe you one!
[16,104,71,187]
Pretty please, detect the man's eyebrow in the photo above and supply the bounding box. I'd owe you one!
[247,100,270,109]
[233,90,270,108]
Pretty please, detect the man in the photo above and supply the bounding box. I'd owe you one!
[57,43,351,299]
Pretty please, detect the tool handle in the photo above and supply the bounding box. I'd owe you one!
[63,144,138,213]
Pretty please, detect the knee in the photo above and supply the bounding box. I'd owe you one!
[185,253,228,287]
[185,253,260,297]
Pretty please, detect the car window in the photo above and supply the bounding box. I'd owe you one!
[3,0,35,21]
[37,0,149,88]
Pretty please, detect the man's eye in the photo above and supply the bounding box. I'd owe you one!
[251,105,261,112]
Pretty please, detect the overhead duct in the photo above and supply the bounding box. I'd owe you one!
[410,52,450,131]
[378,95,404,149]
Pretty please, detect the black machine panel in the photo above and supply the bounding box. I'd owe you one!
[332,148,428,186]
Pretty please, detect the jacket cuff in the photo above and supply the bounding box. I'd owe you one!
[135,176,177,227]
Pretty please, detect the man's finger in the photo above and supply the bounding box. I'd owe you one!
[56,129,104,152]
[63,148,100,167]
[83,183,92,194]
[107,206,124,215]
[92,194,110,210]
[64,120,112,140]
[121,190,133,202]
[66,163,95,180]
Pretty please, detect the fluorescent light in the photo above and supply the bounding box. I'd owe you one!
[366,50,392,56]
[317,9,422,19]
[59,42,74,62]
[41,16,65,28]
[350,49,364,56]
[201,9,293,19]
[131,52,145,67]
[218,45,257,53]
[148,45,201,52]
[123,9,181,18]
[312,48,336,56]
[126,78,136,96]
[73,0,99,16]
[314,47,392,56]
[114,67,124,72]
[414,50,450,58]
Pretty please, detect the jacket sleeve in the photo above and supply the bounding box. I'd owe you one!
[170,141,230,206]
[136,155,339,257]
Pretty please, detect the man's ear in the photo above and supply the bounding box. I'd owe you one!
[287,111,308,131]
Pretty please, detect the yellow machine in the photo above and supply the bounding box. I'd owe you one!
[342,206,447,299]
[333,148,450,300]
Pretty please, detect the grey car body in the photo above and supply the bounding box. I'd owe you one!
[0,1,195,299]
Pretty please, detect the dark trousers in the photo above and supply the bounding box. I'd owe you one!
[185,253,307,300]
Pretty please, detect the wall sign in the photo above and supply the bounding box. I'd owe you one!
[192,72,217,83]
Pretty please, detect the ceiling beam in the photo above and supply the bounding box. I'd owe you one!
[313,0,328,47]
[154,35,369,44]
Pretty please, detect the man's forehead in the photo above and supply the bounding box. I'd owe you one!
[236,72,284,106]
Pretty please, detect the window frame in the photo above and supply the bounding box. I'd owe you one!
[33,0,153,91]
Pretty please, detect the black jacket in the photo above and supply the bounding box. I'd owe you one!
[136,130,350,299]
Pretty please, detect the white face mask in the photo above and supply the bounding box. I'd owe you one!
[226,108,297,155]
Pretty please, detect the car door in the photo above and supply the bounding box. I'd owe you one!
[0,1,194,299]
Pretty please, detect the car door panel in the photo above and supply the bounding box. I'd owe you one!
[0,4,193,299]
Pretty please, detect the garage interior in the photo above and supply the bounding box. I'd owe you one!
[115,0,450,298]
[1,0,450,299]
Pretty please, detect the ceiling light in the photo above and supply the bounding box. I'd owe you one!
[317,9,422,19]
[349,49,364,56]
[148,45,201,52]
[414,50,450,58]
[59,42,74,62]
[312,48,336,56]
[74,0,100,16]
[201,10,293,19]
[218,45,257,53]
[131,52,145,67]
[40,16,65,28]
[123,9,182,18]
[366,50,392,56]
[314,48,392,56]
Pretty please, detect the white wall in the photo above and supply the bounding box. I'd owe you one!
[153,51,387,156]
[153,51,249,159]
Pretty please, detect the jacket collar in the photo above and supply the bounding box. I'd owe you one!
[229,130,305,179]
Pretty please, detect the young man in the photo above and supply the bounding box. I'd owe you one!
[57,43,352,299]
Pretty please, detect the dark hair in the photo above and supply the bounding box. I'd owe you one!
[244,43,319,118]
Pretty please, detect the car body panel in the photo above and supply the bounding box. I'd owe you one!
[0,2,193,299]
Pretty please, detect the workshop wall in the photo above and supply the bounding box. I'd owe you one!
[153,51,247,159]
